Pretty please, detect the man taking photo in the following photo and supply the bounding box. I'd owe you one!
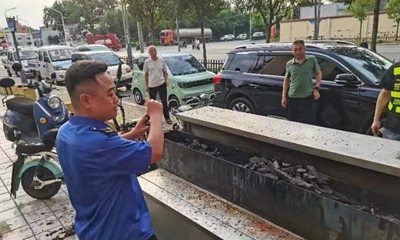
[371,61,400,140]
[56,60,164,240]
[282,40,322,125]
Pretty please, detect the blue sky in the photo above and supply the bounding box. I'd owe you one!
[1,0,55,29]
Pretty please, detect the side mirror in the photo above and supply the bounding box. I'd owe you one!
[12,62,22,72]
[334,73,361,86]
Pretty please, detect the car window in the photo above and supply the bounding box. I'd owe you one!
[137,57,147,70]
[327,46,392,85]
[38,51,43,61]
[227,52,257,72]
[315,56,345,81]
[13,51,36,61]
[253,55,292,76]
[49,49,73,62]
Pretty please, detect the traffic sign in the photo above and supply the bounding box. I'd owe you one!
[6,17,15,32]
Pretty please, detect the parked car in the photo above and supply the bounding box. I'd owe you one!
[236,34,248,40]
[132,52,215,106]
[74,44,111,52]
[71,51,133,89]
[3,47,37,77]
[213,43,393,134]
[28,46,74,84]
[251,32,265,40]
[220,34,235,41]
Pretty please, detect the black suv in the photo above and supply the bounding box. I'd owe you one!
[213,43,393,134]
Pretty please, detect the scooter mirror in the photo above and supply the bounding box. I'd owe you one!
[12,62,22,72]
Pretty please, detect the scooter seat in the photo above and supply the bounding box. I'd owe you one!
[16,142,52,155]
[6,97,35,117]
[15,129,58,155]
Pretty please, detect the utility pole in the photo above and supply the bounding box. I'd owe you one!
[6,17,21,63]
[249,12,252,40]
[176,10,180,52]
[313,0,321,40]
[137,21,144,53]
[121,0,133,65]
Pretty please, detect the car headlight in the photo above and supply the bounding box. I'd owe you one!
[48,96,61,109]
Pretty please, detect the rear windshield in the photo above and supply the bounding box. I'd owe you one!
[88,52,121,66]
[226,52,257,72]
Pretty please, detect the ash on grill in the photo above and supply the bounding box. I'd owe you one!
[178,139,224,159]
[179,138,400,223]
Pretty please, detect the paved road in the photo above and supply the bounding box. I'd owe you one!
[115,40,400,61]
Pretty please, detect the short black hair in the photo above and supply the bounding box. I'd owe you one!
[65,60,108,99]
[293,40,305,46]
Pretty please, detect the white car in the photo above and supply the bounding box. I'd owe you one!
[2,47,37,77]
[71,51,133,89]
[220,34,235,41]
[74,44,111,52]
[236,34,248,40]
[28,46,74,84]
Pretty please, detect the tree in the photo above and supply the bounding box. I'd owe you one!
[98,9,137,44]
[234,0,291,43]
[184,0,227,67]
[386,0,400,41]
[209,9,250,39]
[370,0,381,52]
[127,0,164,44]
[347,0,374,42]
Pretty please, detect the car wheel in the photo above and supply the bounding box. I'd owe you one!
[133,88,145,105]
[228,97,255,114]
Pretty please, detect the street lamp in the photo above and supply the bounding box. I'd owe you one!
[47,7,68,44]
[4,7,16,46]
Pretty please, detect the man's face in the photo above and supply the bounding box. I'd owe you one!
[292,44,305,59]
[148,47,157,58]
[81,73,119,121]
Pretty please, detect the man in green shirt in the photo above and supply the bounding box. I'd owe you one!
[282,40,322,125]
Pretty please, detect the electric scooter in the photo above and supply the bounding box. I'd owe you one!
[1,62,68,199]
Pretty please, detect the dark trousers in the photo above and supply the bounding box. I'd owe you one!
[287,95,316,125]
[149,82,170,120]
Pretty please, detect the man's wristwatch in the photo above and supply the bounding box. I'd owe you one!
[314,87,319,91]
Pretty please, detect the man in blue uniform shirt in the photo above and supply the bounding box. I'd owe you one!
[56,60,164,240]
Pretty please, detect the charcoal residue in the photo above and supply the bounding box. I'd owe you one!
[180,138,400,223]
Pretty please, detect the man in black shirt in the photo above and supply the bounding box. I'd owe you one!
[371,62,400,140]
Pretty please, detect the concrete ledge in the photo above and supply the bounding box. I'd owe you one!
[139,169,300,240]
[176,106,400,178]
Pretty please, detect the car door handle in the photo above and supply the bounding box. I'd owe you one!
[249,83,259,88]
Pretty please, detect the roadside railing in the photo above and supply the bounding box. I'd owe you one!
[199,59,224,74]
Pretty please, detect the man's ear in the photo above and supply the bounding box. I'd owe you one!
[79,94,92,109]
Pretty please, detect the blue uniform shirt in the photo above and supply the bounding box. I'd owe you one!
[56,115,153,240]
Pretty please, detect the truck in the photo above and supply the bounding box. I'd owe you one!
[160,28,213,46]
[85,33,123,51]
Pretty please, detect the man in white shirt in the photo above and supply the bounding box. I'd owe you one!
[143,45,172,124]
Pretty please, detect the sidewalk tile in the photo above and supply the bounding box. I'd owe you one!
[0,225,33,240]
[0,199,16,213]
[30,216,61,235]
[23,207,53,224]
[5,215,28,231]
[20,200,46,214]
[0,208,21,222]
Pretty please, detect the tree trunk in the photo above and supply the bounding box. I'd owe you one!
[396,21,399,42]
[201,16,207,68]
[359,21,363,42]
[265,25,271,43]
[370,0,381,52]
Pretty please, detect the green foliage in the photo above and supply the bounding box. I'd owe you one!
[387,0,400,23]
[233,0,291,42]
[209,9,250,38]
[347,0,373,22]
